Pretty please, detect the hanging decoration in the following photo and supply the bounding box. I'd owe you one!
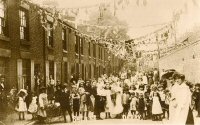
[38,9,59,31]
[22,0,197,62]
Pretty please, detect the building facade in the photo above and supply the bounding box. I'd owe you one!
[159,31,200,83]
[0,0,121,92]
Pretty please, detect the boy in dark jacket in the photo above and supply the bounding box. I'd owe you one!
[137,93,145,120]
[59,85,73,123]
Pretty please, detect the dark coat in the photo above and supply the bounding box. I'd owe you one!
[0,83,7,113]
[137,98,145,113]
[92,87,105,115]
[84,85,93,111]
[59,91,71,110]
[54,90,62,103]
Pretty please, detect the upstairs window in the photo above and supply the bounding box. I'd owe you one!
[88,42,91,56]
[101,48,103,60]
[47,22,53,47]
[98,46,101,59]
[62,28,67,50]
[0,0,7,36]
[19,9,29,40]
[75,35,79,54]
[93,43,96,58]
[80,38,84,55]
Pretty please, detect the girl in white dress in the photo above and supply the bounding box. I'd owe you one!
[28,93,38,119]
[16,89,27,120]
[104,83,113,119]
[130,92,138,118]
[152,92,163,121]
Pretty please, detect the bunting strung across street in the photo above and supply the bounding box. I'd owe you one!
[22,0,197,62]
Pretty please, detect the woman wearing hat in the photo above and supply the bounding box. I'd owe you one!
[173,74,194,125]
[37,87,48,123]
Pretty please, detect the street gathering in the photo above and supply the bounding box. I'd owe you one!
[1,69,200,125]
[1,0,200,125]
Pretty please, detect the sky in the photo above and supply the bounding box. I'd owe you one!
[32,0,200,39]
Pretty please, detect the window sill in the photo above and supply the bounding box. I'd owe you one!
[63,50,68,53]
[0,35,10,42]
[75,53,79,56]
[20,40,30,46]
[47,46,54,50]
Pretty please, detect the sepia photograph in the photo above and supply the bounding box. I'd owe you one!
[0,0,200,125]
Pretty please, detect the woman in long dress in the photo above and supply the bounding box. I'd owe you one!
[169,76,179,122]
[110,81,123,116]
[173,74,193,125]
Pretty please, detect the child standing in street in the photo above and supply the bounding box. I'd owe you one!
[79,86,88,120]
[72,89,80,117]
[122,88,130,118]
[144,92,151,119]
[152,92,163,121]
[28,93,38,120]
[37,87,48,123]
[137,93,145,120]
[16,89,27,120]
[104,83,112,119]
[130,92,138,118]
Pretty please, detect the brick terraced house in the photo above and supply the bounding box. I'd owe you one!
[0,0,122,92]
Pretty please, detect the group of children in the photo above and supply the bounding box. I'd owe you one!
[68,73,170,122]
[15,89,38,120]
[14,71,170,122]
[120,84,169,121]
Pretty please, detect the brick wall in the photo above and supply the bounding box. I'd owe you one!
[159,33,200,83]
[0,0,122,91]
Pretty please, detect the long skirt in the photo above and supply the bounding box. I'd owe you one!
[94,96,105,115]
[186,107,194,125]
[152,97,163,115]
[111,93,123,115]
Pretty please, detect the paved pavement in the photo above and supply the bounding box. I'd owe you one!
[34,118,163,125]
[1,111,200,125]
[32,116,200,125]
[1,112,36,125]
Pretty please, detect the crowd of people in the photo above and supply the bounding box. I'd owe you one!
[1,69,200,124]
